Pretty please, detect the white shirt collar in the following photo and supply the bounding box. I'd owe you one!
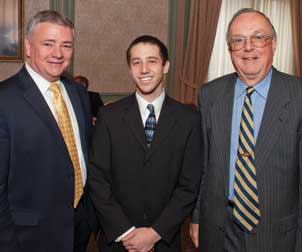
[135,90,165,124]
[25,62,63,95]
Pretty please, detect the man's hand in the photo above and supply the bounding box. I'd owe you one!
[122,227,161,252]
[189,223,199,248]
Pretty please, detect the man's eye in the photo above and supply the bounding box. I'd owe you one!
[132,61,140,65]
[232,38,244,43]
[62,44,73,49]
[43,43,52,47]
[253,35,265,41]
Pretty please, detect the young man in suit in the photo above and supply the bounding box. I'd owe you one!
[0,10,96,252]
[190,8,302,252]
[88,35,202,252]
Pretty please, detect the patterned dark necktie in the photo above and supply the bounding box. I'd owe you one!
[233,87,260,232]
[145,104,156,144]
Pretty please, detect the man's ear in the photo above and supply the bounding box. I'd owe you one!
[163,60,170,74]
[128,67,132,76]
[24,38,31,58]
[272,38,277,56]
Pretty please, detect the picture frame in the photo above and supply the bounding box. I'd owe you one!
[0,0,23,62]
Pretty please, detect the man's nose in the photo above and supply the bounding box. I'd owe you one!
[52,45,63,58]
[140,62,149,73]
[243,38,254,51]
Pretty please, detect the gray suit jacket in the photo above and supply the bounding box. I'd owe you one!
[194,68,302,252]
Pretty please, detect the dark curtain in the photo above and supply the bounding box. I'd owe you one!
[173,0,222,104]
[290,0,302,77]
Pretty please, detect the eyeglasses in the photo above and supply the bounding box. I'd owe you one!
[228,34,274,51]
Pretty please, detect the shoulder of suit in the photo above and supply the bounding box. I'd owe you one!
[274,69,302,86]
[197,72,237,106]
[0,71,22,99]
[164,95,200,122]
[99,94,134,114]
[201,72,237,92]
[61,76,86,92]
[1,70,20,86]
[272,68,302,97]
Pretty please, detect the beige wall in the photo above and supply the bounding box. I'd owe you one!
[0,0,48,81]
[74,0,169,93]
[0,0,169,95]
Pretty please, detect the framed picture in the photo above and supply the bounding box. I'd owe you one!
[0,0,23,61]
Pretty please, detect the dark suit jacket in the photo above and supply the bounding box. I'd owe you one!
[88,91,103,117]
[0,66,95,252]
[197,68,302,252]
[88,94,202,252]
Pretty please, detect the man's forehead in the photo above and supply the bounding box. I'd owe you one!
[132,42,159,50]
[30,22,74,40]
[33,22,73,33]
[130,43,161,57]
[230,12,271,31]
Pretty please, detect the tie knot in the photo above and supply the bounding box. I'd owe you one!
[48,82,60,94]
[246,87,255,96]
[147,104,155,113]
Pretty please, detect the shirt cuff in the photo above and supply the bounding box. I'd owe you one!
[115,226,136,242]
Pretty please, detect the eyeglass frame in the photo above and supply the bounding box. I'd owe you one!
[227,34,275,52]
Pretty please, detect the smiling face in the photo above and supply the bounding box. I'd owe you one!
[228,12,276,86]
[25,22,74,82]
[128,42,170,102]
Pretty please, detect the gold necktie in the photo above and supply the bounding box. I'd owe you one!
[49,83,83,208]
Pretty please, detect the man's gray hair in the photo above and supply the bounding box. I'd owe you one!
[226,8,277,41]
[25,10,74,39]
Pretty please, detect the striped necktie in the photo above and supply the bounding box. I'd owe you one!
[145,104,156,144]
[49,83,83,208]
[233,87,260,232]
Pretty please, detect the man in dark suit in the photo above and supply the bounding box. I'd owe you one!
[88,35,202,252]
[73,75,104,126]
[190,8,302,252]
[0,10,96,252]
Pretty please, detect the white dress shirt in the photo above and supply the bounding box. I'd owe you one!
[136,90,165,126]
[25,63,87,185]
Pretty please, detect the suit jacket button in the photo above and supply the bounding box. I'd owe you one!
[219,226,225,233]
[143,213,148,220]
[224,198,228,206]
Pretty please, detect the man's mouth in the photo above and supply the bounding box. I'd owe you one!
[139,76,152,81]
[242,56,258,61]
[48,61,64,64]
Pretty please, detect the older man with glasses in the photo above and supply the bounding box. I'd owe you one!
[190,8,302,252]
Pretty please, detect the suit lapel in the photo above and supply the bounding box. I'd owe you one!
[210,74,237,197]
[255,69,290,176]
[17,67,72,162]
[122,94,148,152]
[122,95,178,159]
[146,96,177,161]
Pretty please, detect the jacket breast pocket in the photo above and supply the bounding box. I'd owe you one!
[279,213,298,233]
[274,213,299,251]
[12,210,40,226]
